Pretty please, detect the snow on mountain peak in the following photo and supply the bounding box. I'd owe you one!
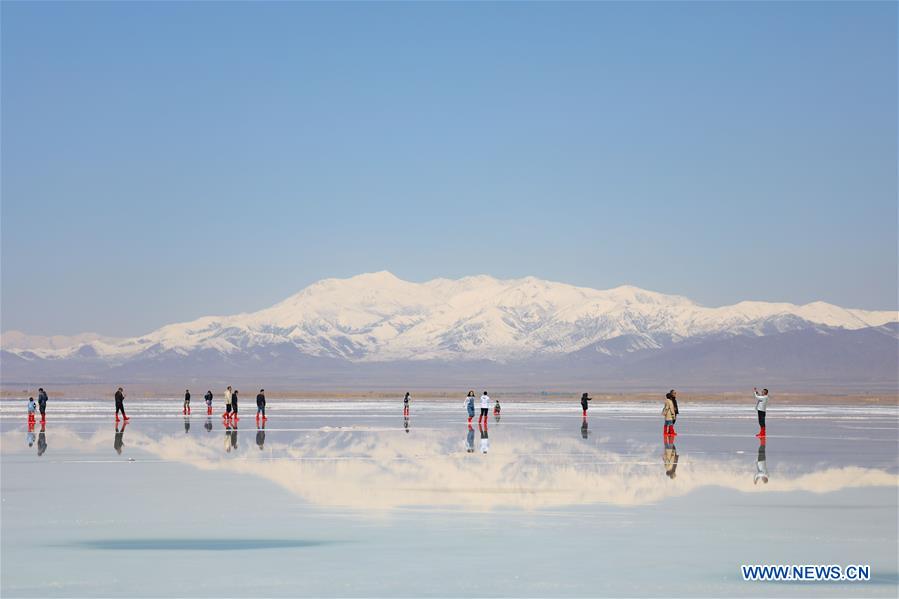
[3,272,897,363]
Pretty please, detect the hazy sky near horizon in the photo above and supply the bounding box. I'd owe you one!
[2,2,896,337]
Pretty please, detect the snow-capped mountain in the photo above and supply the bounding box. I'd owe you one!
[3,272,896,368]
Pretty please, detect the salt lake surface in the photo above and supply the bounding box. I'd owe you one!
[1,398,897,597]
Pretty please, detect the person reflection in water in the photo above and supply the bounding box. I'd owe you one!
[224,421,235,452]
[581,418,589,440]
[466,424,475,453]
[204,416,213,433]
[256,420,266,451]
[184,415,191,434]
[114,421,128,455]
[37,422,47,456]
[26,419,36,448]
[230,420,239,451]
[754,438,769,485]
[479,424,489,454]
[403,414,410,434]
[663,436,678,479]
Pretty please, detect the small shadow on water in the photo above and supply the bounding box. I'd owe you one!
[67,539,334,551]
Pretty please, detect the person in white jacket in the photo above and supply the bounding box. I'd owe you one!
[478,392,491,426]
[753,387,769,437]
[223,386,233,419]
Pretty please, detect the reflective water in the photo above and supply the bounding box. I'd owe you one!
[1,399,897,597]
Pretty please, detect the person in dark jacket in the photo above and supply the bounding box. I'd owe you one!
[205,390,214,415]
[256,389,267,421]
[580,393,592,417]
[403,392,411,416]
[231,389,239,420]
[37,388,48,422]
[183,389,191,415]
[114,387,129,421]
[667,390,679,423]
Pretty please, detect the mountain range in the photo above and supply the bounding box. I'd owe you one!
[2,272,897,390]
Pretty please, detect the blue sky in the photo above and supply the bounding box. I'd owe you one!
[2,2,896,336]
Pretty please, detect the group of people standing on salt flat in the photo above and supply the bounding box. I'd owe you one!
[28,385,772,438]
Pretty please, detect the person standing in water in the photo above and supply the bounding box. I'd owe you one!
[580,392,592,417]
[753,387,769,437]
[205,390,214,415]
[37,388,48,422]
[464,391,476,424]
[223,386,232,419]
[256,389,266,422]
[667,390,679,427]
[114,387,129,422]
[662,392,677,437]
[493,397,501,420]
[479,391,491,426]
[403,392,411,416]
[183,389,191,415]
[231,389,239,420]
[26,397,37,425]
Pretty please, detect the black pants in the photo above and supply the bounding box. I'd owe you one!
[758,410,766,427]
[115,402,126,416]
[257,406,265,416]
[480,408,489,417]
[232,400,238,414]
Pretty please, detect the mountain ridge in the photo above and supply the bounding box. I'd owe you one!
[3,271,896,366]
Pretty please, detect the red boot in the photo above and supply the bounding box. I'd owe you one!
[755,427,766,437]
[669,425,677,436]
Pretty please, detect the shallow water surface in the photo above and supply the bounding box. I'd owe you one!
[1,399,897,597]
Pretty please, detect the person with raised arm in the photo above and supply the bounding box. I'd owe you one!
[753,387,769,437]
[580,392,592,417]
